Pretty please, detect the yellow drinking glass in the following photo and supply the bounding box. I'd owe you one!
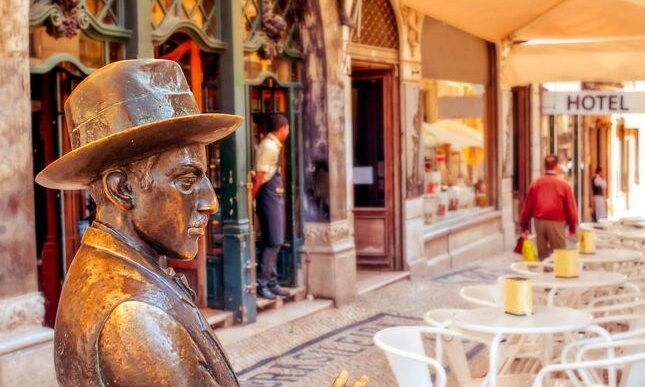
[503,277,533,316]
[554,248,579,278]
[579,230,596,254]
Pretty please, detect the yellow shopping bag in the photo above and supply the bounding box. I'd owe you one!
[521,239,538,262]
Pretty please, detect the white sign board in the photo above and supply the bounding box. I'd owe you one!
[542,91,645,115]
[353,167,374,185]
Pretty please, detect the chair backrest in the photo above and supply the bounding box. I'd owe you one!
[459,284,500,308]
[533,341,645,387]
[423,308,463,328]
[373,326,448,387]
[541,327,645,387]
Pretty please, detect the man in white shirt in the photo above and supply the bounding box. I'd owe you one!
[252,114,290,299]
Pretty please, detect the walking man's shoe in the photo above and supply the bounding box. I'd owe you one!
[268,285,290,297]
[257,286,277,300]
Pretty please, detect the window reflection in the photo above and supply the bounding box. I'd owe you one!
[421,80,488,224]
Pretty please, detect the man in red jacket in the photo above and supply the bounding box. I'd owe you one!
[520,154,579,260]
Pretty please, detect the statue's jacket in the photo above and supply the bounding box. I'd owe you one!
[54,223,239,387]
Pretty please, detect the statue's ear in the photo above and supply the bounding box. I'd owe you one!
[103,168,134,210]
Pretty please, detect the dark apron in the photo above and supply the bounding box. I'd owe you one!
[256,168,285,246]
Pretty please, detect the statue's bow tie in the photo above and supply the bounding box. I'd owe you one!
[163,266,197,302]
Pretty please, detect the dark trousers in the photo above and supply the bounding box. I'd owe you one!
[255,173,284,288]
[534,219,567,260]
[258,245,280,288]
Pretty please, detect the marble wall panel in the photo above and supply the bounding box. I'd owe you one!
[0,0,38,299]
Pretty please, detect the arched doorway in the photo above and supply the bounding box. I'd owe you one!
[349,0,402,271]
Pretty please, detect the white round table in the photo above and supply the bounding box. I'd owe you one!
[530,271,628,306]
[578,249,642,272]
[454,306,592,387]
[578,248,642,264]
[454,306,592,335]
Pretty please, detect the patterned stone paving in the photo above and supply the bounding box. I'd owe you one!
[225,252,513,386]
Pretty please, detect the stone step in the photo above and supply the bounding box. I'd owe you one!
[199,308,234,329]
[256,286,306,311]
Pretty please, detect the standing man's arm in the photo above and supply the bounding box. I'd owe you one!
[564,184,579,235]
[253,138,275,200]
[252,171,265,200]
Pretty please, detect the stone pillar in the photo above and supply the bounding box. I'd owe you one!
[301,0,356,305]
[500,88,516,249]
[498,49,516,250]
[0,0,56,385]
[398,5,426,279]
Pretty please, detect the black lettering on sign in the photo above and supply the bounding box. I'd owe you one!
[620,96,630,111]
[609,95,618,110]
[597,95,607,110]
[582,95,595,110]
[567,95,580,110]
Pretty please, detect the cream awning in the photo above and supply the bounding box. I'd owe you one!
[422,120,483,150]
[402,0,645,85]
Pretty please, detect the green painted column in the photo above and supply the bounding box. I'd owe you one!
[219,0,256,323]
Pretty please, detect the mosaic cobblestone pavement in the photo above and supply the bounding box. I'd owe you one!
[225,253,514,387]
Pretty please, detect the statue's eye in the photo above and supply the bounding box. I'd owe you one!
[176,174,198,191]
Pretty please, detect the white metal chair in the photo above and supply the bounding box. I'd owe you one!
[458,284,500,308]
[585,290,645,331]
[374,325,536,387]
[423,308,496,346]
[374,326,449,387]
[533,327,645,387]
[423,308,463,328]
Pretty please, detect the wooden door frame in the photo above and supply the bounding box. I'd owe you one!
[351,64,402,271]
[512,86,532,215]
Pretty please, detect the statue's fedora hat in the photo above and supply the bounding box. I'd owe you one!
[36,59,243,190]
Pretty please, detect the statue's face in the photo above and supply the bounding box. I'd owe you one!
[131,144,217,260]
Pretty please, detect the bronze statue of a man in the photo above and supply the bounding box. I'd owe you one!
[36,59,243,386]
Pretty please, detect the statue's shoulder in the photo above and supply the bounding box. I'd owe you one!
[98,300,218,386]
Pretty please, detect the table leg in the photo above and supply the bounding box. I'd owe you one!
[547,288,557,306]
[487,333,504,387]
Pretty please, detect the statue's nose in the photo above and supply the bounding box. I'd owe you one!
[197,177,218,215]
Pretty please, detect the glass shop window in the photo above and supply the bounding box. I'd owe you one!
[420,79,488,225]
[29,26,124,69]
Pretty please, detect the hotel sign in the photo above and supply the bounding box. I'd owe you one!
[542,91,645,115]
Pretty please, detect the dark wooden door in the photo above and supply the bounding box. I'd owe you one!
[512,86,531,217]
[352,70,396,270]
[32,66,86,327]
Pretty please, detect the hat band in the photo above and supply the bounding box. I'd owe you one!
[70,92,199,149]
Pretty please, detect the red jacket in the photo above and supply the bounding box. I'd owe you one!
[520,173,579,234]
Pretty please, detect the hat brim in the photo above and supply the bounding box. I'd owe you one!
[35,113,244,190]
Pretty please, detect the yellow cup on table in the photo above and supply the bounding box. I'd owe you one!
[554,248,579,278]
[579,230,596,254]
[503,277,533,316]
